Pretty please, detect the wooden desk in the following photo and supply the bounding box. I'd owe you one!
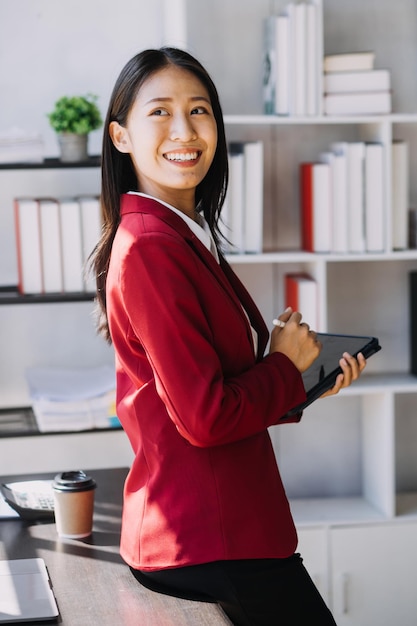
[0,468,230,625]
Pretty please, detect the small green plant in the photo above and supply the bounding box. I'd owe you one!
[47,94,102,135]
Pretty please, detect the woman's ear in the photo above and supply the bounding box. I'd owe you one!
[109,121,131,154]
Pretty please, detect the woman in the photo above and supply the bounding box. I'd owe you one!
[93,47,365,625]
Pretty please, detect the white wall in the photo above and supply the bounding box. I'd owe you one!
[0,0,165,157]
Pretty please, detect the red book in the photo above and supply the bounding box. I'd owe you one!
[300,162,332,252]
[300,163,314,251]
[285,272,319,329]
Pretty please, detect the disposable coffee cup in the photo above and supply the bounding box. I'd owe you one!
[52,470,96,539]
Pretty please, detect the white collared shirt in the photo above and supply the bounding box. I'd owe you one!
[129,192,219,262]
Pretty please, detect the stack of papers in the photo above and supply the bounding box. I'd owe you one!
[25,365,119,432]
[0,127,44,164]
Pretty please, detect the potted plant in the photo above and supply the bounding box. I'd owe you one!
[47,94,103,162]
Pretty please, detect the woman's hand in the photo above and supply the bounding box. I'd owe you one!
[269,308,322,373]
[320,351,367,398]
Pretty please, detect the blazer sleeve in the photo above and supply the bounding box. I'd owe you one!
[116,228,306,448]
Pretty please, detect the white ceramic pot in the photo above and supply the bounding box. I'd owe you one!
[57,133,88,162]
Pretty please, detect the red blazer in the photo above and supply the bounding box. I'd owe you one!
[106,194,307,571]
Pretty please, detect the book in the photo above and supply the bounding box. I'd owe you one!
[323,91,391,116]
[320,150,348,253]
[332,142,365,253]
[410,271,417,375]
[59,197,84,292]
[364,143,385,252]
[78,195,102,291]
[300,162,332,253]
[243,141,263,253]
[285,272,318,329]
[347,142,366,253]
[38,198,63,293]
[227,144,245,252]
[391,140,409,250]
[305,0,319,116]
[323,51,375,73]
[275,13,290,115]
[323,69,391,94]
[292,2,307,116]
[263,16,277,115]
[14,197,43,294]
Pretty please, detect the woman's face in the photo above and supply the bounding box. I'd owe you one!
[110,64,218,215]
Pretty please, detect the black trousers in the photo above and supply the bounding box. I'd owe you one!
[130,554,337,626]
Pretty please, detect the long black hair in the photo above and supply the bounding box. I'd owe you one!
[92,47,229,342]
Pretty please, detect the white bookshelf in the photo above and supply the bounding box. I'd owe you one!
[189,0,417,622]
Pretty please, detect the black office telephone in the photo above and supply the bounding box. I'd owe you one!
[0,480,55,520]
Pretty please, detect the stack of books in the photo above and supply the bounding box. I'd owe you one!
[323,51,392,115]
[25,365,118,432]
[0,128,44,164]
[221,141,264,254]
[14,195,102,295]
[263,1,323,116]
[300,140,388,254]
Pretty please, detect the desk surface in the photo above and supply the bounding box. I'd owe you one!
[0,467,229,626]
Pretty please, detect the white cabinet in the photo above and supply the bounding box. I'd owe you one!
[296,527,330,604]
[330,523,417,626]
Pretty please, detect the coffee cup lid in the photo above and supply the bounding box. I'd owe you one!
[53,470,96,492]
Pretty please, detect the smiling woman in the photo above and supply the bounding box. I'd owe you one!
[90,47,363,626]
[108,65,217,219]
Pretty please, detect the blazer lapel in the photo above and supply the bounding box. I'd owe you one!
[120,194,269,359]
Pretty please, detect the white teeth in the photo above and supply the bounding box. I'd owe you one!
[165,152,198,161]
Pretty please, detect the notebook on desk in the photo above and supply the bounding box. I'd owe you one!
[0,558,59,623]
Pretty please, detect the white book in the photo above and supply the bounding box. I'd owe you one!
[227,145,245,253]
[38,198,63,293]
[324,69,391,94]
[347,142,366,253]
[59,197,84,292]
[78,195,102,292]
[312,162,332,252]
[305,1,318,116]
[263,15,290,115]
[391,140,409,250]
[365,143,385,252]
[243,141,264,253]
[324,51,375,73]
[14,197,43,294]
[320,150,348,253]
[263,16,277,115]
[323,91,391,116]
[276,13,290,115]
[291,2,307,116]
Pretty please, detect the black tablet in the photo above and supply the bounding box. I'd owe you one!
[281,333,381,419]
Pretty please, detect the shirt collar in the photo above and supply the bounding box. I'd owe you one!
[128,192,219,263]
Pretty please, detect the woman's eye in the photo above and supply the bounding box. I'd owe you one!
[151,109,169,116]
[191,106,207,115]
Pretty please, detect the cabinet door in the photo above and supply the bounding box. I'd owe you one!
[331,523,417,626]
[297,527,329,604]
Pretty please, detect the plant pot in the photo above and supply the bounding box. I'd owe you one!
[57,133,88,162]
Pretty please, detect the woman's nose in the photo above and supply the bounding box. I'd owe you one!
[170,114,197,142]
